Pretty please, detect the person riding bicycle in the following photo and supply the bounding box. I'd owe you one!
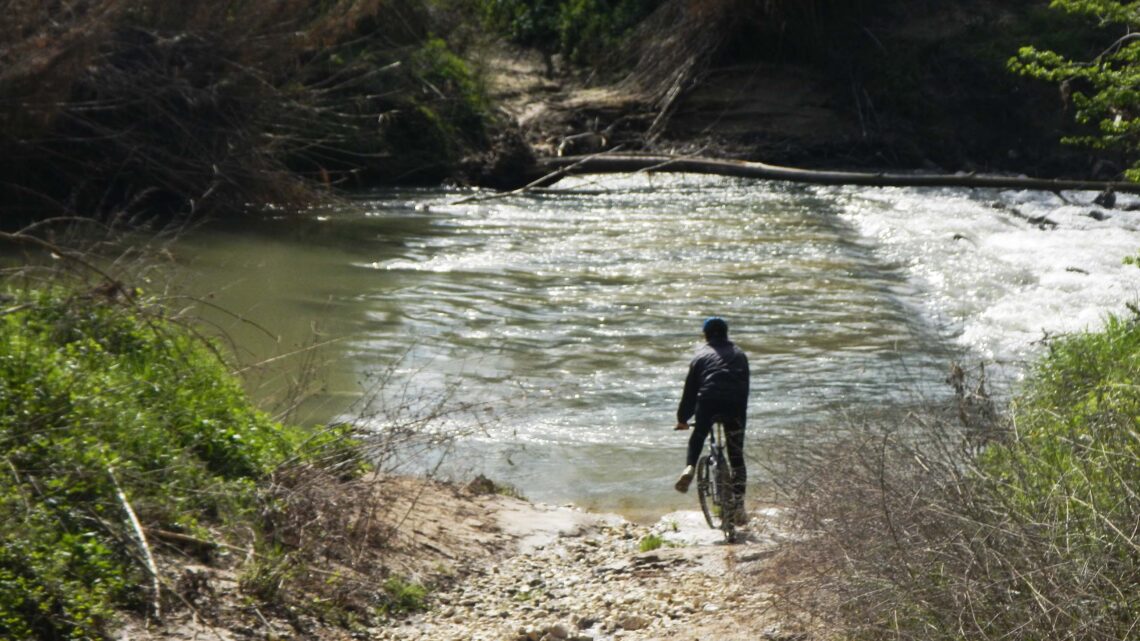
[673,317,749,519]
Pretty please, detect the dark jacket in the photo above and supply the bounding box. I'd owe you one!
[676,338,750,424]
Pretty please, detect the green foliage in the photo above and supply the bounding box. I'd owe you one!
[481,0,561,49]
[1010,0,1140,179]
[378,576,429,615]
[556,0,658,63]
[0,288,309,640]
[985,313,1140,531]
[975,312,1140,634]
[637,533,665,552]
[412,38,489,143]
[479,0,660,64]
[789,310,1140,640]
[0,523,130,640]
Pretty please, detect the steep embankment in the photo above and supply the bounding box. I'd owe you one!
[485,0,1103,179]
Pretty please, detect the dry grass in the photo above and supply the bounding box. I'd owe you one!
[0,0,475,226]
[774,358,1140,641]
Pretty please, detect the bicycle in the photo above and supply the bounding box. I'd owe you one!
[695,416,741,543]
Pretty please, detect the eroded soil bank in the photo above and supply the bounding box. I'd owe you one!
[473,0,1106,189]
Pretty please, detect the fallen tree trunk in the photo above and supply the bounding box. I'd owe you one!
[536,153,1140,194]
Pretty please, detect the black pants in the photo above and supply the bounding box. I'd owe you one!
[686,399,747,498]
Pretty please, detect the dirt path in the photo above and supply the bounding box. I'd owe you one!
[373,479,807,641]
[110,475,811,641]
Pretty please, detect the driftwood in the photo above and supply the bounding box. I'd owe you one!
[537,153,1140,194]
[107,464,162,621]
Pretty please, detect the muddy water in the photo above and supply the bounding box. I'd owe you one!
[169,174,1140,519]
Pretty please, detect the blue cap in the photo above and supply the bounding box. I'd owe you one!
[702,317,728,335]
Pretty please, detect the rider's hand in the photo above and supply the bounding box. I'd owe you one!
[674,421,690,431]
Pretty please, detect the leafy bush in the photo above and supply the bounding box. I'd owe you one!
[1010,0,1140,179]
[0,287,304,639]
[385,36,491,169]
[479,0,561,50]
[781,313,1140,640]
[479,0,660,65]
[986,313,1140,558]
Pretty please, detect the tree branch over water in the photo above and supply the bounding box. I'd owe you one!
[539,153,1140,194]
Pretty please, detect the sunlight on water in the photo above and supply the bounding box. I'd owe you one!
[171,174,1140,520]
[830,186,1140,360]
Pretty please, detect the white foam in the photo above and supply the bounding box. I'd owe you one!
[833,186,1140,361]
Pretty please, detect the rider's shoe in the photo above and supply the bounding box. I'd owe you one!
[674,465,695,493]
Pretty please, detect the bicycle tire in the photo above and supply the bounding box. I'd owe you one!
[696,454,716,529]
[714,452,736,542]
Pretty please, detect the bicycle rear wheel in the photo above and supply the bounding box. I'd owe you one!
[714,454,736,542]
[696,455,716,528]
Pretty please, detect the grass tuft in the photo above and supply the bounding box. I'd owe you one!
[638,533,666,552]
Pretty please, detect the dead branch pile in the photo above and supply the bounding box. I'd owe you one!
[618,0,741,138]
[0,0,476,226]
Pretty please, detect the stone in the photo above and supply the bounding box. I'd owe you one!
[574,616,597,630]
[545,622,570,639]
[353,493,794,641]
[617,614,650,631]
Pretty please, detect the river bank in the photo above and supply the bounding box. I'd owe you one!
[1,1,1118,227]
[0,284,812,641]
[477,0,1105,186]
[9,230,1132,641]
[114,475,806,641]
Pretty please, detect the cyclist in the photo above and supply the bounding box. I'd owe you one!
[673,317,749,521]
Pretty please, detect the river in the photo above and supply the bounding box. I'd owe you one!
[169,174,1140,520]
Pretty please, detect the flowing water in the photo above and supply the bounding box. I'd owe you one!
[170,174,1140,520]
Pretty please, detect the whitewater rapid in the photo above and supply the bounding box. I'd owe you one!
[829,185,1140,363]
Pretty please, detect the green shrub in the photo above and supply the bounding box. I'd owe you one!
[783,310,1140,640]
[967,313,1140,637]
[480,0,561,49]
[378,576,429,615]
[479,0,660,65]
[411,38,489,146]
[0,287,307,639]
[638,533,665,552]
[556,0,659,63]
[985,313,1140,549]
